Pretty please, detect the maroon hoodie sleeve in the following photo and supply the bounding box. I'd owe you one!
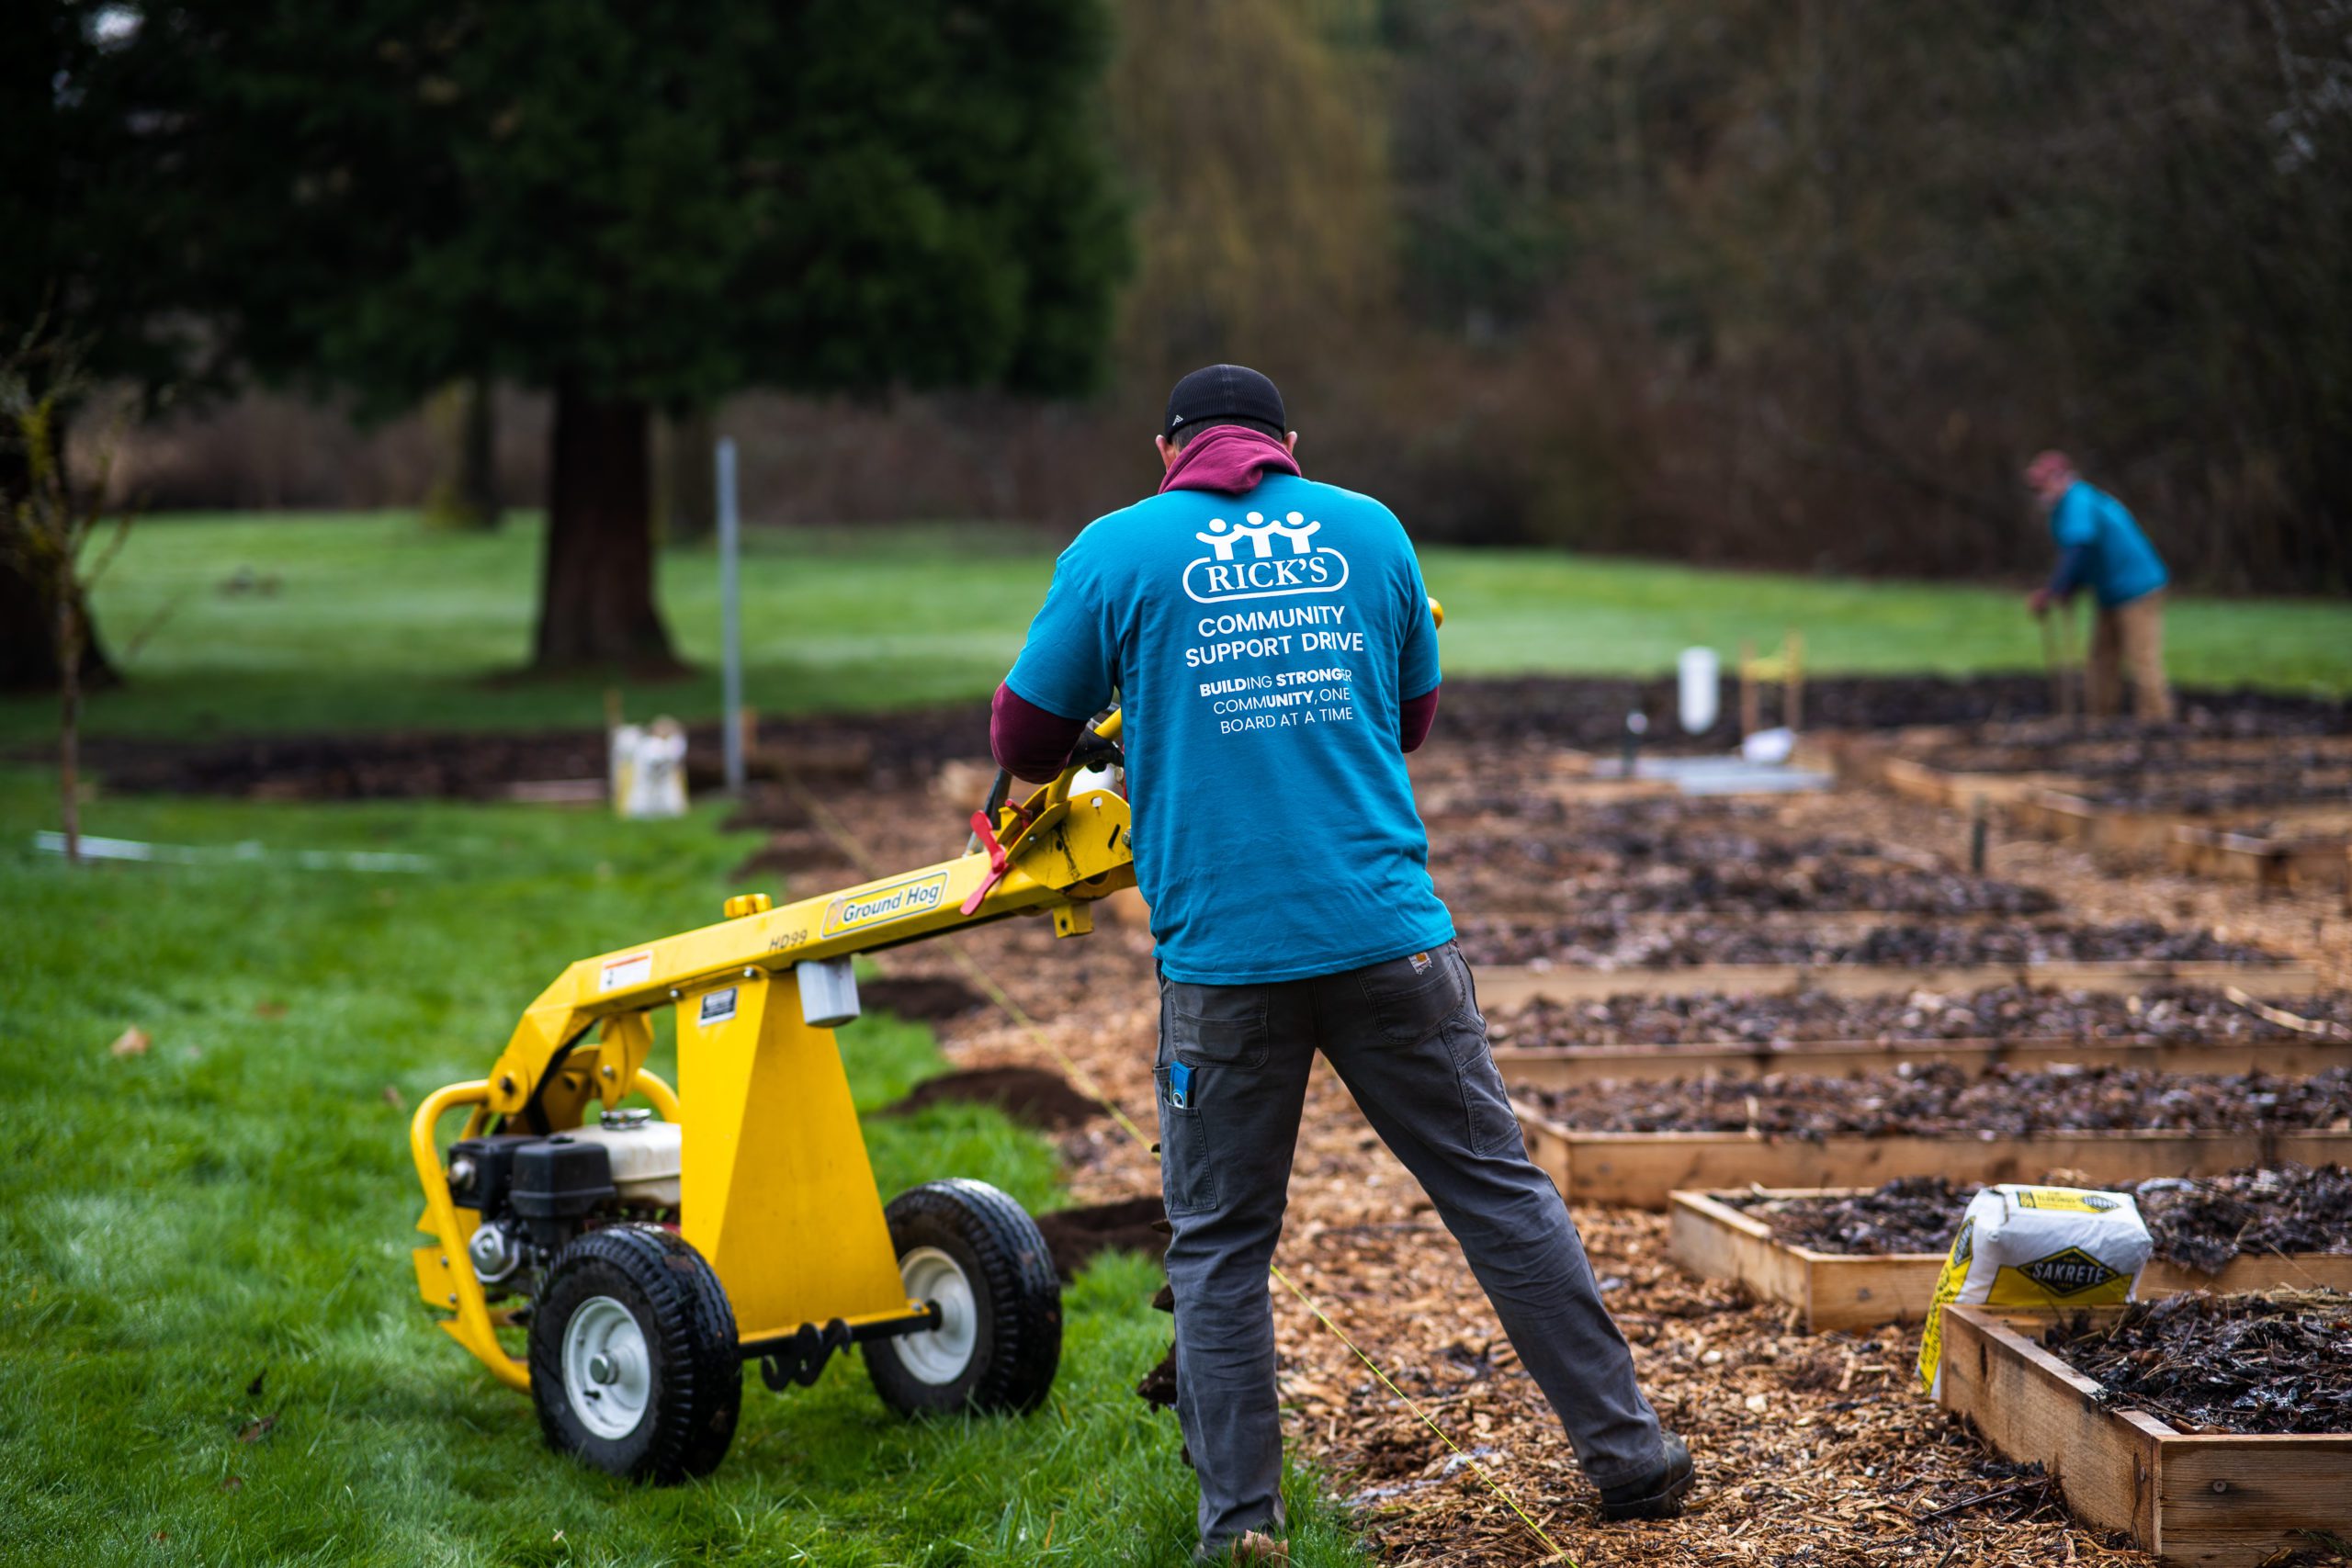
[1401,683,1440,753]
[991,682,1090,784]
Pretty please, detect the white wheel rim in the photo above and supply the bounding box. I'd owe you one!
[896,1247,979,1385]
[562,1294,652,1440]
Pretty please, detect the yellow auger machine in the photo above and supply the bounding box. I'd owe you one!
[409,715,1135,1480]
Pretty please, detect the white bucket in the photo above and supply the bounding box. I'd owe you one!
[1677,648,1720,735]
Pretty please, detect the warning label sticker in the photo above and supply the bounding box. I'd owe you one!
[698,987,738,1027]
[598,951,654,993]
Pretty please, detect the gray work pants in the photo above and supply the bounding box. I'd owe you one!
[1154,941,1666,1551]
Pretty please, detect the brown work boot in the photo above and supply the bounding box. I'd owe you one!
[1194,1529,1289,1564]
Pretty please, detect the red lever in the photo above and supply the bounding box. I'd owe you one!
[962,805,1026,915]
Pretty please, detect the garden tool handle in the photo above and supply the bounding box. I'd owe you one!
[1045,709,1123,808]
[965,767,1013,854]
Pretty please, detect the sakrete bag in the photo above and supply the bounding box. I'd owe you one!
[1917,1184,2152,1396]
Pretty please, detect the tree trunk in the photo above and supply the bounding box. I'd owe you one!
[424,377,503,530]
[0,442,118,694]
[456,375,503,529]
[531,378,679,673]
[654,407,718,545]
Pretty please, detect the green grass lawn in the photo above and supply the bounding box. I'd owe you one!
[0,774,1365,1566]
[5,510,2346,744]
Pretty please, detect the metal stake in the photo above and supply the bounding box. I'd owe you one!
[717,436,745,795]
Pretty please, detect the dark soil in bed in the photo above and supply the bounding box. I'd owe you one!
[1515,1063,2352,1137]
[2132,1165,2352,1270]
[1563,863,2058,918]
[881,1066,1102,1131]
[64,674,2346,800]
[1487,984,2352,1047]
[1729,1175,1976,1253]
[859,976,989,1024]
[1432,676,2348,752]
[67,707,989,798]
[2073,776,2352,815]
[2043,1292,2352,1435]
[1724,1166,2352,1269]
[1459,917,2280,969]
[1031,1195,1169,1280]
[1429,808,1872,863]
[1918,735,2352,779]
[1429,818,2056,916]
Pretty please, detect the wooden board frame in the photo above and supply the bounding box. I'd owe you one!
[1938,1303,2352,1564]
[2168,822,2352,895]
[1474,960,2322,1008]
[2012,784,2352,865]
[1668,1190,2352,1332]
[1880,756,2090,811]
[1494,1034,2352,1089]
[1510,1111,2352,1210]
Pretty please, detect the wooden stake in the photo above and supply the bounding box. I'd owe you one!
[1739,638,1758,738]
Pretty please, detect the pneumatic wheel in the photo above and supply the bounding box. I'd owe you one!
[865,1179,1062,1417]
[528,1224,741,1482]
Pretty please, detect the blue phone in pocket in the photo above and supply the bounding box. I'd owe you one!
[1168,1060,1193,1110]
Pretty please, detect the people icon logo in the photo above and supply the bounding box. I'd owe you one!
[1183,510,1351,604]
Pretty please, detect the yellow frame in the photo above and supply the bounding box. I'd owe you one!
[411,744,1136,1392]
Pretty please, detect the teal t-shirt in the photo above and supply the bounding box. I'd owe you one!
[2051,481,2167,607]
[1006,473,1453,985]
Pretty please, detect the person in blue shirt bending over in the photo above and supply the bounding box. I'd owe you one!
[2024,450,2174,723]
[989,365,1690,1564]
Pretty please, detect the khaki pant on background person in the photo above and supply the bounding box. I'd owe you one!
[2086,589,2173,722]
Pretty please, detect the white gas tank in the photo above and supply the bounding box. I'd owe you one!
[566,1111,683,1207]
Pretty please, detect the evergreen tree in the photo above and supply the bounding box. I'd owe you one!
[170,0,1126,670]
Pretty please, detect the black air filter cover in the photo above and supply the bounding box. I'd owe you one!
[510,1135,616,1218]
[447,1133,537,1215]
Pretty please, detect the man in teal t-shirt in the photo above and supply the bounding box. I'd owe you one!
[2025,450,2174,721]
[991,366,1688,1563]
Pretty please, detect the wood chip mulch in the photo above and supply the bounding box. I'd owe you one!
[789,752,2352,1567]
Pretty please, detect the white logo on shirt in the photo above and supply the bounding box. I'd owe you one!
[1182,510,1351,604]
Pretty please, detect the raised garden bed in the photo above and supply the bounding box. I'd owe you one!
[1459,916,2282,972]
[2168,819,2352,895]
[1516,1122,2352,1210]
[1487,983,2352,1048]
[1935,1295,2352,1564]
[1515,1063,2352,1138]
[1488,983,2352,1085]
[1441,860,2059,920]
[2010,784,2352,862]
[1919,734,2352,779]
[1668,1168,2352,1330]
[1496,1032,2352,1090]
[1510,1064,2352,1207]
[1473,959,2323,1009]
[1879,756,2092,811]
